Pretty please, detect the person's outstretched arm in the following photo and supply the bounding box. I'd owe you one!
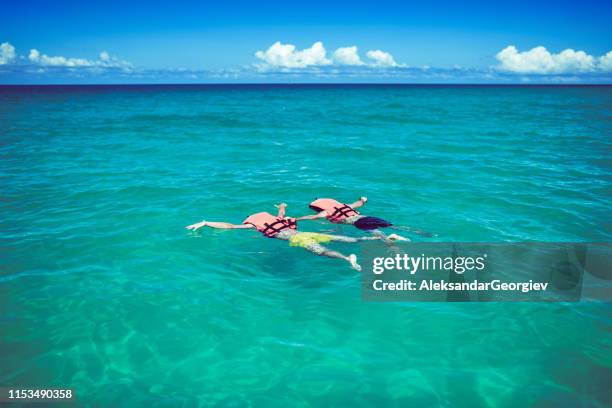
[275,202,287,218]
[296,211,328,221]
[349,196,368,209]
[185,220,254,231]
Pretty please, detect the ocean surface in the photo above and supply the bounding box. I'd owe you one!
[1,84,611,407]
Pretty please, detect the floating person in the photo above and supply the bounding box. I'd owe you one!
[298,197,432,238]
[296,197,408,239]
[185,203,406,271]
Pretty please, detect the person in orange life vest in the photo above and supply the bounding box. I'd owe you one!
[185,203,393,271]
[297,197,409,241]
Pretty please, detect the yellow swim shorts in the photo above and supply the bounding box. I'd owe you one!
[289,232,333,248]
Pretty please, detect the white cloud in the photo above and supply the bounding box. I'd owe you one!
[27,48,131,70]
[496,45,612,73]
[0,42,16,65]
[599,51,612,71]
[333,46,364,65]
[255,41,403,69]
[366,50,399,67]
[29,48,92,67]
[28,49,39,61]
[255,41,331,68]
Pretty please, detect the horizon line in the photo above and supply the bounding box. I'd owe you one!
[1,83,611,87]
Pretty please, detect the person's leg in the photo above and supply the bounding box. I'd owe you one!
[367,228,410,242]
[326,234,381,243]
[304,243,362,271]
[370,229,387,239]
[321,231,407,244]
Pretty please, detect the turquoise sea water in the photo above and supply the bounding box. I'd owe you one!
[1,85,611,407]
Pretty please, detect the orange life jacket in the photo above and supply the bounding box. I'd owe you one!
[243,212,297,238]
[309,198,360,223]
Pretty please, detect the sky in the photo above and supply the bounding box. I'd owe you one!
[1,0,611,83]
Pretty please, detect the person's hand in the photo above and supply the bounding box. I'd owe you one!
[186,220,207,231]
[360,196,368,203]
[275,202,287,209]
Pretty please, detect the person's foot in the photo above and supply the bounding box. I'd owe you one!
[387,233,410,242]
[348,254,362,271]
